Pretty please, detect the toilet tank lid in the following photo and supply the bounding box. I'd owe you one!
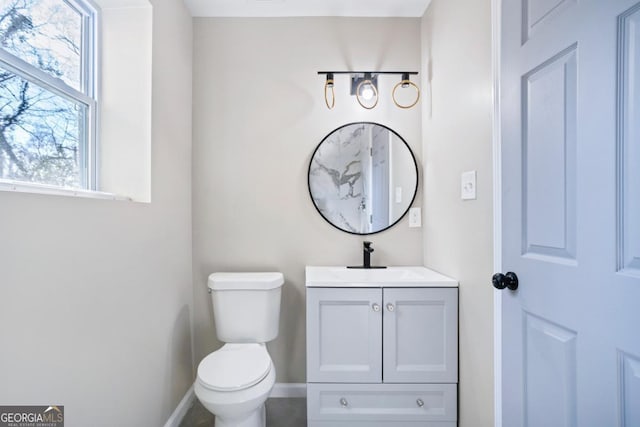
[208,272,284,290]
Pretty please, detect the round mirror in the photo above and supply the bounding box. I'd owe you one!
[308,122,418,235]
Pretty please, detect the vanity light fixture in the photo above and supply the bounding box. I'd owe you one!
[317,71,419,110]
[392,73,420,109]
[324,73,335,109]
[355,73,378,109]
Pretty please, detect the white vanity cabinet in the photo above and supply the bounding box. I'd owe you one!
[307,287,383,384]
[305,266,459,427]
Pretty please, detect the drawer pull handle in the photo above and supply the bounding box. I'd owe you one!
[416,398,424,408]
[340,398,348,407]
[372,303,380,312]
[387,303,395,312]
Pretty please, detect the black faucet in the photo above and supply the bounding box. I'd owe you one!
[347,241,387,269]
[363,241,374,268]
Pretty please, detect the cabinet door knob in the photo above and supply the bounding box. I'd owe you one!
[387,303,395,312]
[372,303,380,312]
[340,397,348,407]
[416,398,424,407]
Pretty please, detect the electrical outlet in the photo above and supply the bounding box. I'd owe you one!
[409,207,421,228]
[461,170,477,200]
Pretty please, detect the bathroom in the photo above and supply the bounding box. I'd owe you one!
[1,0,637,426]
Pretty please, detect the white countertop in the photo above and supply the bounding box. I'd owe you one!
[305,266,458,288]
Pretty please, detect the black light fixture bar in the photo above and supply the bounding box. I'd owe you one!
[318,71,419,75]
[319,71,421,110]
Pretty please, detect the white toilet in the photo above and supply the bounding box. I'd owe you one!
[194,272,284,427]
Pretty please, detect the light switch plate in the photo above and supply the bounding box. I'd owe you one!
[461,170,477,200]
[409,207,421,228]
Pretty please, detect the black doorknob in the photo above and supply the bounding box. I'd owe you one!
[492,272,519,291]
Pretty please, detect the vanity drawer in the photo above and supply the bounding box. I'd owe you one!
[307,383,457,425]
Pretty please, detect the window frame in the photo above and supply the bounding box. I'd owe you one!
[0,0,99,190]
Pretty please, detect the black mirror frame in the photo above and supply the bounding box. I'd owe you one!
[307,122,419,235]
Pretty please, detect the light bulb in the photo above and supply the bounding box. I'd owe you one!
[361,85,374,100]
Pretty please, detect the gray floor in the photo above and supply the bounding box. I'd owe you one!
[179,398,307,427]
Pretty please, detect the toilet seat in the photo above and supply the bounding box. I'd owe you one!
[197,344,271,392]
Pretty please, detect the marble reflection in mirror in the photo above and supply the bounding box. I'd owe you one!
[308,123,418,235]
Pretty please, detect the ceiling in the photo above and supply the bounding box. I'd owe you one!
[184,0,433,18]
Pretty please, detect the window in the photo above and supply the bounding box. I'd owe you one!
[0,0,97,189]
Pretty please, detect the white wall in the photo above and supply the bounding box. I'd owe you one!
[192,17,423,383]
[421,1,494,426]
[390,131,417,221]
[0,0,193,425]
[100,4,153,201]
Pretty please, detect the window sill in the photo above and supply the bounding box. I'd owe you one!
[0,179,132,201]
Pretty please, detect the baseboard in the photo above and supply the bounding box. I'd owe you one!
[163,382,304,426]
[164,385,195,427]
[270,382,307,398]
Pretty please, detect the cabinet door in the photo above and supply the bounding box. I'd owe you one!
[307,287,382,383]
[383,288,458,383]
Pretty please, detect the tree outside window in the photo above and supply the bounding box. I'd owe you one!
[0,0,96,189]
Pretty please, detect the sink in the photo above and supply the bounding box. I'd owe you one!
[305,266,458,288]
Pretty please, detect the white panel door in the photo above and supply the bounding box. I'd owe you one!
[500,0,640,426]
[382,288,458,384]
[306,287,382,383]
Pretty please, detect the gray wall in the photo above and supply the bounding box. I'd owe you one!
[421,1,495,426]
[0,0,194,425]
[192,17,424,382]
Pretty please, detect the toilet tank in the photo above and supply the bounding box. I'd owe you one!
[208,272,283,343]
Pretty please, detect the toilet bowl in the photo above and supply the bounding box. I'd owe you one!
[195,344,275,427]
[194,272,284,427]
